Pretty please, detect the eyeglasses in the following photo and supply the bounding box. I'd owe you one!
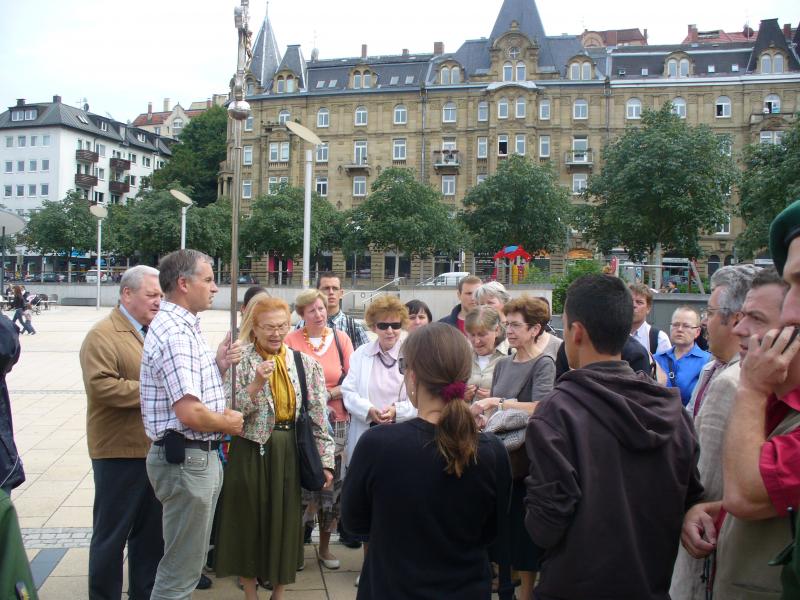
[258,323,289,334]
[376,322,402,330]
[670,323,700,330]
[506,321,530,330]
[398,357,406,374]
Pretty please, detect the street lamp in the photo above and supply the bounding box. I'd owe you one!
[0,209,26,289]
[169,189,193,249]
[89,204,108,310]
[285,121,323,289]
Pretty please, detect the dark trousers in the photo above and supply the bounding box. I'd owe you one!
[89,458,163,600]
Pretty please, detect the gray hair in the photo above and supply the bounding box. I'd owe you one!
[474,281,511,305]
[464,305,506,345]
[710,264,761,323]
[119,265,159,296]
[752,266,789,292]
[158,249,213,295]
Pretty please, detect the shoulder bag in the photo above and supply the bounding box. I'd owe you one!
[292,350,327,491]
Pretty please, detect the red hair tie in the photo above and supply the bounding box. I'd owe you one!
[440,381,467,402]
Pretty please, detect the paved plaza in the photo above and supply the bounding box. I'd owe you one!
[6,306,362,600]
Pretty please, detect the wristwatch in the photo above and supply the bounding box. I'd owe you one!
[499,397,506,411]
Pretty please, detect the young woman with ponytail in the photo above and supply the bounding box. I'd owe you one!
[341,323,512,599]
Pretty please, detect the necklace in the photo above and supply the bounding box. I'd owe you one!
[303,327,328,352]
[376,351,397,369]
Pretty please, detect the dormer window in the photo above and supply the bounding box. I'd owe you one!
[276,77,286,94]
[503,62,514,81]
[516,62,526,81]
[502,60,526,82]
[667,57,690,78]
[569,60,593,80]
[352,69,374,89]
[286,76,295,93]
[760,52,785,74]
[440,65,462,85]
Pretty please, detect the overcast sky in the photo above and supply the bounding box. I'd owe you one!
[2,0,797,123]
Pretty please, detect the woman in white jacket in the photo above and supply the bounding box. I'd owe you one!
[342,295,416,587]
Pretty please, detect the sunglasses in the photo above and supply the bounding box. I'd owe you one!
[398,357,406,374]
[376,322,402,330]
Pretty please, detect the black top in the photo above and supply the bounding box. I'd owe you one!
[555,335,652,380]
[342,417,512,600]
[525,361,703,600]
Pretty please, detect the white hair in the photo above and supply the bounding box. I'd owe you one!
[119,265,160,296]
[474,280,512,305]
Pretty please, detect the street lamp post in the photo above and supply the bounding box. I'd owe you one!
[285,121,323,289]
[169,189,193,249]
[89,204,108,310]
[0,209,26,290]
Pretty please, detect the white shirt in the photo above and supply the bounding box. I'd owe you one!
[632,321,671,356]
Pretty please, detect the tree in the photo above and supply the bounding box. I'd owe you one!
[150,105,228,206]
[240,185,342,264]
[579,103,738,273]
[353,168,464,280]
[736,117,800,259]
[460,155,571,257]
[23,191,95,257]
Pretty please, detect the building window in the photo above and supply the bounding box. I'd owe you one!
[477,174,487,185]
[394,105,407,125]
[570,63,580,80]
[477,136,488,159]
[130,175,137,187]
[539,99,550,120]
[626,98,642,120]
[353,72,362,89]
[30,135,37,146]
[353,176,367,196]
[441,138,456,152]
[245,115,253,131]
[130,153,137,163]
[98,168,105,180]
[269,142,290,162]
[276,77,286,93]
[667,58,690,77]
[16,185,24,197]
[503,62,513,81]
[442,175,456,196]
[572,137,589,162]
[143,157,151,167]
[243,145,253,165]
[316,177,328,197]
[442,102,457,123]
[516,97,526,119]
[278,110,290,125]
[478,101,489,122]
[441,67,451,85]
[363,72,372,88]
[451,67,461,84]
[28,184,36,197]
[515,134,526,155]
[3,161,10,173]
[354,140,368,164]
[42,135,50,146]
[24,109,36,121]
[11,110,23,122]
[393,138,407,161]
[154,126,161,135]
[280,142,290,162]
[539,135,550,158]
[18,136,26,147]
[316,143,329,163]
[41,184,49,196]
[42,159,49,171]
[761,54,772,74]
[573,99,588,120]
[4,136,11,148]
[715,96,731,118]
[516,62,526,81]
[317,108,329,128]
[672,97,687,119]
[498,134,508,156]
[765,94,781,114]
[17,161,24,172]
[173,119,184,134]
[498,98,509,119]
[760,131,784,145]
[242,180,252,199]
[716,217,731,235]
[354,106,368,126]
[774,54,784,74]
[286,76,295,93]
[582,62,592,80]
[3,186,10,198]
[573,173,588,194]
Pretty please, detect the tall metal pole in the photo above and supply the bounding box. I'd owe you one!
[181,205,188,249]
[303,149,312,288]
[95,218,102,310]
[1,226,5,290]
[229,0,253,408]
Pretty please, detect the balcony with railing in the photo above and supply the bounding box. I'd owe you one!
[75,173,98,188]
[109,180,130,194]
[564,149,594,168]
[75,149,99,163]
[343,156,371,175]
[110,157,131,171]
[433,149,460,173]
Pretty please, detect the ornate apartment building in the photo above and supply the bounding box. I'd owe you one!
[221,0,800,283]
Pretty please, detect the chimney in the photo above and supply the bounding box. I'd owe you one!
[688,24,698,42]
[434,41,445,55]
[784,23,792,39]
[402,48,409,57]
[52,95,61,104]
[16,99,25,107]
[163,98,170,112]
[361,44,367,58]
[147,102,153,115]
[207,99,212,108]
[643,28,648,44]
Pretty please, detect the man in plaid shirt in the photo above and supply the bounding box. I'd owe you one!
[141,249,243,599]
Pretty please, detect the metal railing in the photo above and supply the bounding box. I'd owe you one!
[342,277,402,313]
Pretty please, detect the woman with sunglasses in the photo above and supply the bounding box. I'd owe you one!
[342,295,416,586]
[342,323,512,599]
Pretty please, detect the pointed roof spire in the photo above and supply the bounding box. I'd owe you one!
[490,0,547,46]
[250,3,282,87]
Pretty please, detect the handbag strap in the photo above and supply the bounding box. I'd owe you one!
[332,330,346,385]
[292,350,310,413]
[513,353,553,401]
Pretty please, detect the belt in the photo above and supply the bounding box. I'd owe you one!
[153,438,221,450]
[273,421,295,431]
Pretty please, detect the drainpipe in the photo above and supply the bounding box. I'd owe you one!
[419,84,428,182]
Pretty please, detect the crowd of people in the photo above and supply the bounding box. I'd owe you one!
[2,200,800,599]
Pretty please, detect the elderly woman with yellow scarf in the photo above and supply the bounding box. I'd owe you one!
[215,295,334,600]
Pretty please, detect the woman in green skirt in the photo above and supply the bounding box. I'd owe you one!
[216,296,334,600]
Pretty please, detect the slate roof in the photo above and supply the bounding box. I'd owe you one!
[747,18,800,72]
[250,15,282,87]
[0,99,172,155]
[276,45,307,90]
[608,44,755,79]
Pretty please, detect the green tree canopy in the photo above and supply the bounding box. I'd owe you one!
[352,168,464,278]
[150,105,227,206]
[460,155,571,256]
[23,191,95,255]
[578,103,738,262]
[736,116,800,259]
[240,185,342,260]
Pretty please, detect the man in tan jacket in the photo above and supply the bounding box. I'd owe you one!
[80,265,163,600]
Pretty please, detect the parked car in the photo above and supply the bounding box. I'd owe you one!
[421,271,471,287]
[41,272,66,283]
[84,269,111,283]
